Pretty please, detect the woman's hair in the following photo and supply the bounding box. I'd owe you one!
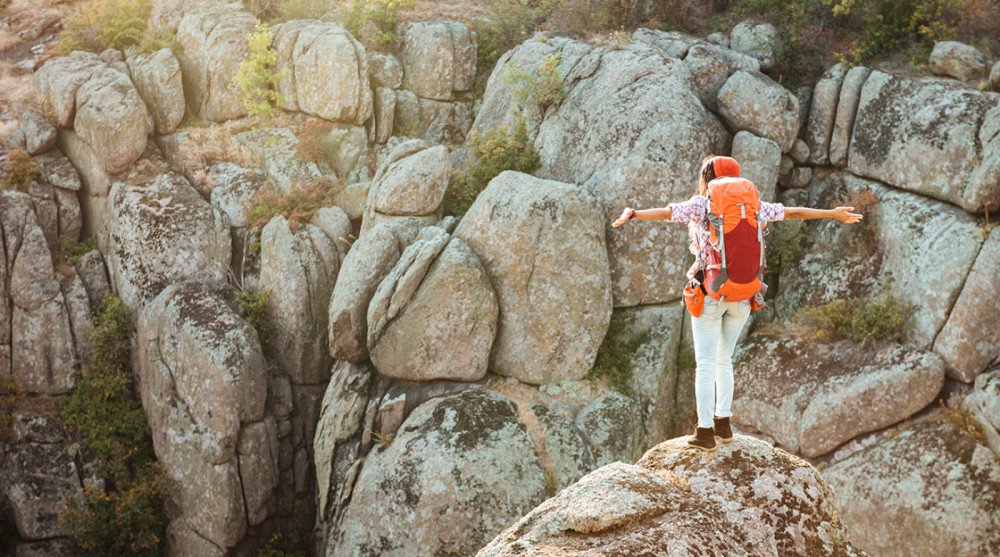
[698,156,717,196]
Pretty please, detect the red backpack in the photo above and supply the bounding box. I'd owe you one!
[703,172,767,303]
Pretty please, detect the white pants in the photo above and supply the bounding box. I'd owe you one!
[691,297,751,429]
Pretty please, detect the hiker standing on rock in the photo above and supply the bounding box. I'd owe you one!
[612,156,862,451]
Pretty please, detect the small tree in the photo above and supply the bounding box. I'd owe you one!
[236,22,288,123]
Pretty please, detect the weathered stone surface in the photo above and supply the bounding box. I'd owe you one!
[35,51,150,173]
[824,414,999,557]
[481,436,862,557]
[416,97,473,146]
[774,173,984,347]
[848,70,1000,213]
[137,281,273,551]
[393,89,421,137]
[367,51,403,89]
[805,64,846,165]
[717,70,799,152]
[1,443,82,540]
[259,209,349,384]
[993,60,1000,91]
[74,249,110,310]
[731,130,781,201]
[166,519,226,557]
[368,230,498,382]
[965,370,1000,455]
[107,171,230,309]
[401,20,477,100]
[367,140,450,217]
[729,20,779,69]
[175,3,256,122]
[576,391,644,467]
[127,48,185,134]
[681,43,760,110]
[335,389,591,557]
[235,127,320,192]
[273,20,373,125]
[20,109,56,154]
[476,36,729,306]
[455,171,612,384]
[35,150,81,191]
[1,191,78,394]
[929,40,990,81]
[150,0,225,33]
[734,334,945,457]
[13,538,79,557]
[934,226,1000,381]
[328,222,402,362]
[373,86,396,144]
[829,65,871,167]
[208,163,267,228]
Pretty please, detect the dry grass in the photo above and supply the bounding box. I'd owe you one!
[938,395,988,445]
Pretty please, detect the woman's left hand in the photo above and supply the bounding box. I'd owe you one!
[830,206,863,224]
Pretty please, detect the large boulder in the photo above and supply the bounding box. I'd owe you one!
[731,130,781,201]
[0,191,79,394]
[333,388,593,557]
[933,226,1000,382]
[929,40,990,81]
[480,435,863,557]
[473,36,730,306]
[1,442,82,541]
[733,334,945,458]
[717,70,799,152]
[804,64,847,165]
[362,140,450,231]
[127,48,185,134]
[175,3,256,122]
[400,20,477,101]
[823,413,1000,557]
[19,109,57,155]
[258,208,349,385]
[679,42,761,111]
[774,172,984,348]
[107,171,230,309]
[575,391,645,467]
[729,20,779,70]
[829,65,871,167]
[367,228,498,382]
[272,20,373,125]
[137,281,276,553]
[34,51,150,173]
[235,127,321,192]
[327,222,403,362]
[847,70,1000,213]
[455,171,612,385]
[965,370,1000,455]
[150,0,225,33]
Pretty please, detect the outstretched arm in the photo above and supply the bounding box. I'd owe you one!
[611,207,672,227]
[784,206,862,224]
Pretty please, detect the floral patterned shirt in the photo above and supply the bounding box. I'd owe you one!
[667,195,785,280]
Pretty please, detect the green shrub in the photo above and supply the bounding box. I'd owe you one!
[295,120,343,169]
[502,53,565,113]
[765,221,810,271]
[442,118,541,216]
[471,0,557,94]
[236,22,288,123]
[59,295,169,555]
[58,0,172,54]
[236,288,271,345]
[341,0,415,49]
[586,312,648,395]
[246,0,336,21]
[246,176,345,231]
[825,0,964,63]
[4,148,39,191]
[792,283,913,346]
[61,236,98,265]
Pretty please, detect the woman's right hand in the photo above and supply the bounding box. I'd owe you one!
[612,208,635,228]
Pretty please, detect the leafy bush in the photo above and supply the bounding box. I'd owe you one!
[4,148,39,191]
[825,0,965,62]
[471,0,557,93]
[236,22,288,123]
[442,118,541,216]
[246,176,344,231]
[341,0,416,49]
[61,236,98,265]
[295,120,343,169]
[245,0,336,21]
[59,295,169,555]
[58,0,172,54]
[792,283,913,346]
[586,312,648,394]
[502,53,564,113]
[236,288,271,345]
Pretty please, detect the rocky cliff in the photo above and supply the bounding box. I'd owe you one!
[0,2,998,557]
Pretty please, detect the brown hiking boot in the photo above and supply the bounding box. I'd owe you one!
[714,416,733,443]
[687,427,716,451]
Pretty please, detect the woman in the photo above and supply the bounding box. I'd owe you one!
[612,155,862,451]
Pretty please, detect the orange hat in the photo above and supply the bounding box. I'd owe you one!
[712,156,741,178]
